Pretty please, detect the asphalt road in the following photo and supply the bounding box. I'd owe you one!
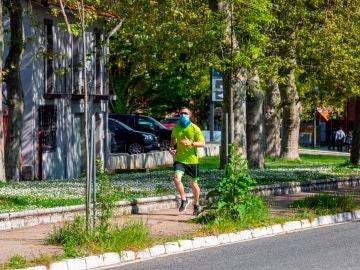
[103,221,360,270]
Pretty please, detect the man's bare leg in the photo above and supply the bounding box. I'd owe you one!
[190,180,200,205]
[174,172,186,200]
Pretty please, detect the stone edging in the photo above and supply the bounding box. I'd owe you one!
[108,144,220,171]
[1,176,359,231]
[17,210,360,270]
[250,176,360,196]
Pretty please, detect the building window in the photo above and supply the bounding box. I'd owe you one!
[38,105,57,152]
[72,36,84,95]
[44,19,54,95]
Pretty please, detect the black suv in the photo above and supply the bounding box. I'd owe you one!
[108,118,159,154]
[109,113,172,151]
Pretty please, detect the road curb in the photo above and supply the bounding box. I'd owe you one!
[18,209,360,270]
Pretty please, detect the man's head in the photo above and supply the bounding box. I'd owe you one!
[178,107,192,127]
[179,107,192,117]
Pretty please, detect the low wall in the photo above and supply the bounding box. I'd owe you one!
[108,144,220,171]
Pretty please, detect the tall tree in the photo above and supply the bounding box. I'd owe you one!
[210,0,272,168]
[350,98,360,164]
[293,1,360,164]
[0,0,5,181]
[270,0,306,160]
[246,72,264,169]
[264,78,281,157]
[3,0,24,181]
[56,0,104,229]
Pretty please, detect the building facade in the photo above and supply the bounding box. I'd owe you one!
[4,1,110,180]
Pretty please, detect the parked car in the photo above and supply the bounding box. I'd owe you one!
[161,117,180,129]
[109,113,172,151]
[108,118,159,154]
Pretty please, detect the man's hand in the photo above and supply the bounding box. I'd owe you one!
[168,148,176,156]
[180,137,192,146]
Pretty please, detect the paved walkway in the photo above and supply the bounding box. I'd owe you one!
[299,148,350,156]
[1,188,359,266]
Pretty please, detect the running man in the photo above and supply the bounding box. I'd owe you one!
[169,107,205,215]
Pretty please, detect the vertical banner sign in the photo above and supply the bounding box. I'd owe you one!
[211,68,224,102]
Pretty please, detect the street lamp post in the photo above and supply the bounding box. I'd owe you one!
[313,86,319,149]
[313,105,317,148]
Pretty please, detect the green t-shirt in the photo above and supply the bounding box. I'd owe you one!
[171,122,205,164]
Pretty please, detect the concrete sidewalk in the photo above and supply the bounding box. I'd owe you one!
[1,188,359,266]
[299,148,350,156]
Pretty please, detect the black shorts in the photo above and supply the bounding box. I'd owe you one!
[174,162,200,181]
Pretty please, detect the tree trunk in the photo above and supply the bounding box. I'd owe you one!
[350,98,360,165]
[246,72,264,169]
[264,77,281,157]
[0,1,5,181]
[233,67,247,157]
[4,0,24,181]
[220,68,247,168]
[216,1,247,168]
[280,69,301,159]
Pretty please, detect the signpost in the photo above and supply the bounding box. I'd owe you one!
[210,68,223,142]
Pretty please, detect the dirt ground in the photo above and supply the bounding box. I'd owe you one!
[0,188,359,265]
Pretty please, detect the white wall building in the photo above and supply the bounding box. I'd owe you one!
[4,0,111,179]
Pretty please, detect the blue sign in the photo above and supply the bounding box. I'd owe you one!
[211,68,223,102]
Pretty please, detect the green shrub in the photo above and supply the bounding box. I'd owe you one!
[96,172,117,235]
[47,216,89,257]
[8,256,27,269]
[198,145,269,229]
[48,168,153,256]
[290,193,358,215]
[48,217,151,256]
[96,221,152,252]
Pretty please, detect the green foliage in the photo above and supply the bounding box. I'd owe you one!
[0,195,82,211]
[269,0,360,114]
[96,220,152,252]
[96,172,117,235]
[265,154,349,168]
[94,156,117,234]
[7,256,27,269]
[225,0,274,75]
[47,217,89,257]
[47,159,152,256]
[48,217,151,257]
[199,145,269,228]
[290,193,358,215]
[106,0,219,118]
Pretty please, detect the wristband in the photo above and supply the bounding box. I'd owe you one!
[191,142,195,147]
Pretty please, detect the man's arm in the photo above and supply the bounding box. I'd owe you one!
[169,136,177,156]
[191,140,205,148]
[169,136,176,149]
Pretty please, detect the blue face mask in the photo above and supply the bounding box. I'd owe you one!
[179,114,191,128]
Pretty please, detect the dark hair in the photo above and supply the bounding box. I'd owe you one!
[179,107,191,114]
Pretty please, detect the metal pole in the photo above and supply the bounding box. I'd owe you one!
[210,101,214,142]
[225,112,229,164]
[313,106,317,148]
[210,68,214,142]
[82,2,91,231]
[91,115,96,229]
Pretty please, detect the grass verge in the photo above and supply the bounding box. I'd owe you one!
[47,217,153,257]
[289,193,358,215]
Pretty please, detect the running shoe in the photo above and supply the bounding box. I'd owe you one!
[179,199,190,212]
[193,204,201,216]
